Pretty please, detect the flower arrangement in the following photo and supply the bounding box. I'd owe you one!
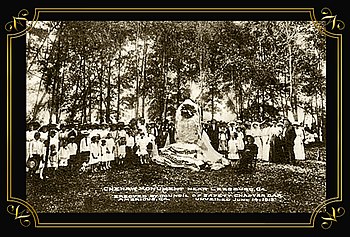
[180,103,197,119]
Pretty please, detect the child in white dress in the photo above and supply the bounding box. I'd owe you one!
[58,141,70,169]
[105,133,115,169]
[136,132,149,165]
[218,127,228,158]
[66,136,78,172]
[100,139,108,170]
[227,132,239,166]
[116,128,127,166]
[28,132,44,177]
[89,136,100,172]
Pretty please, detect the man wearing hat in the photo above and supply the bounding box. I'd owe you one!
[207,119,219,151]
[282,118,297,165]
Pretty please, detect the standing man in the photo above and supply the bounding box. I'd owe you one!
[168,121,176,144]
[207,119,219,151]
[282,118,297,165]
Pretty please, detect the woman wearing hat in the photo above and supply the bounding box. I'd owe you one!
[269,122,284,163]
[293,122,306,161]
[250,122,263,161]
[260,122,271,162]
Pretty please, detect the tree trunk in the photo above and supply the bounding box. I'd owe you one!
[134,22,140,118]
[82,54,87,124]
[283,73,287,117]
[140,36,148,118]
[262,88,265,120]
[176,66,181,108]
[288,43,298,122]
[116,40,122,122]
[211,86,214,120]
[162,49,168,122]
[239,86,243,120]
[99,54,104,124]
[105,60,112,123]
[88,75,92,123]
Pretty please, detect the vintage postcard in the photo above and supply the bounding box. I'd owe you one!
[3,2,347,234]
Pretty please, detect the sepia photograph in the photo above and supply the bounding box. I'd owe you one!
[24,20,327,214]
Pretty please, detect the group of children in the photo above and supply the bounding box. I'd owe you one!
[26,120,158,179]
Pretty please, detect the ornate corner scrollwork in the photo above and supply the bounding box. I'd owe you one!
[7,204,32,227]
[5,9,30,33]
[320,206,345,230]
[320,7,345,31]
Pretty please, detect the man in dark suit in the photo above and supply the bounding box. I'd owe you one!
[282,118,297,165]
[207,119,219,151]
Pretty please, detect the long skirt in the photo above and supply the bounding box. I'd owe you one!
[261,136,270,162]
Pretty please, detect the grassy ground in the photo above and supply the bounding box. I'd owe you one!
[26,146,326,213]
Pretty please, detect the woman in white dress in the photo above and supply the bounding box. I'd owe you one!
[235,126,245,156]
[250,122,263,160]
[294,123,306,160]
[227,133,239,166]
[260,122,271,162]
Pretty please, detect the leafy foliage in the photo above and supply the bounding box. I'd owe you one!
[27,21,326,134]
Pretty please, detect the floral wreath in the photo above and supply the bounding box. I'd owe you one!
[180,104,197,119]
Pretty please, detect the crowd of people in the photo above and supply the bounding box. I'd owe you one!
[203,118,308,172]
[26,118,160,179]
[26,116,318,179]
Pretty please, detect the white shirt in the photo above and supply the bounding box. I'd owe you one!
[106,138,115,153]
[30,139,44,156]
[126,135,135,147]
[90,142,100,158]
[80,136,91,152]
[66,142,77,156]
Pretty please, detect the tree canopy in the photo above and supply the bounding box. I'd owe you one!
[26,20,326,133]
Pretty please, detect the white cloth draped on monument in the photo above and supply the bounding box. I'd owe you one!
[152,99,229,171]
